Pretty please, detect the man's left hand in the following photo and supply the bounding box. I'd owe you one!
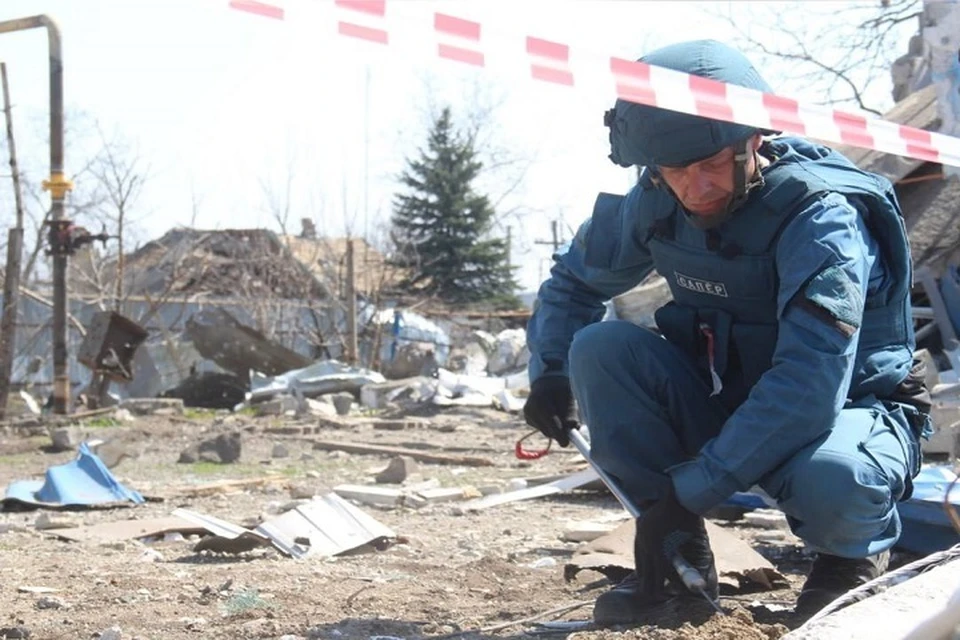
[633,485,705,601]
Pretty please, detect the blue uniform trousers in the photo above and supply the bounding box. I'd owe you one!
[568,320,922,558]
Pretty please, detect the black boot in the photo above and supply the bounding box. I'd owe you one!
[593,527,718,626]
[795,550,890,616]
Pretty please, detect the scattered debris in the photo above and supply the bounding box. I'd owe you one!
[34,596,66,610]
[97,627,122,640]
[485,328,529,376]
[160,371,247,410]
[255,395,299,417]
[247,360,385,405]
[51,516,206,543]
[174,492,396,559]
[18,389,41,416]
[118,397,184,416]
[333,485,404,508]
[186,308,311,379]
[565,519,787,592]
[459,468,601,512]
[34,512,79,531]
[560,520,619,543]
[178,432,242,464]
[359,377,432,410]
[171,475,288,499]
[416,487,468,504]
[86,439,136,469]
[898,464,960,554]
[784,556,960,639]
[16,586,58,595]
[381,342,439,380]
[329,392,354,416]
[374,456,419,484]
[77,311,149,383]
[49,427,78,453]
[743,509,791,530]
[2,443,144,510]
[311,439,494,467]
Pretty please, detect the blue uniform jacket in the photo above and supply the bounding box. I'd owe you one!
[527,137,916,514]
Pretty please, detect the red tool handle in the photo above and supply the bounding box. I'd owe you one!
[514,429,551,459]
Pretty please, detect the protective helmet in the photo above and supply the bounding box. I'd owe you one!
[606,40,774,168]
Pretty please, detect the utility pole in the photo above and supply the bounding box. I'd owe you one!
[0,16,73,414]
[506,225,512,267]
[534,219,564,285]
[534,220,562,253]
[345,239,358,365]
[0,62,26,419]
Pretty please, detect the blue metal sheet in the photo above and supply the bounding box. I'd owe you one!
[2,443,144,509]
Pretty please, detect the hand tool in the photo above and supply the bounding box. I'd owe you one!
[567,428,725,616]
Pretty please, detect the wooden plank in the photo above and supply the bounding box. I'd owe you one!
[53,516,206,543]
[311,439,495,467]
[172,475,288,498]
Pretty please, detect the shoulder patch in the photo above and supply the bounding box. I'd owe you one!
[801,265,864,338]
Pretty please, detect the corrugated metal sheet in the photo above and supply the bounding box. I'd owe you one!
[173,493,396,559]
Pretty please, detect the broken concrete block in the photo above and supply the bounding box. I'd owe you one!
[179,432,242,464]
[381,342,438,380]
[0,626,30,639]
[35,513,78,531]
[560,521,617,543]
[111,408,135,423]
[49,427,78,453]
[255,395,299,417]
[289,484,317,500]
[359,377,426,410]
[329,392,354,416]
[375,456,419,484]
[119,398,184,416]
[304,398,337,417]
[476,484,503,496]
[415,487,465,504]
[404,493,429,509]
[333,484,404,507]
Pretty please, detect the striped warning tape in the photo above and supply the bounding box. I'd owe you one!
[227,0,960,168]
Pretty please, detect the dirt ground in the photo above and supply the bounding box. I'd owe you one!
[0,403,916,640]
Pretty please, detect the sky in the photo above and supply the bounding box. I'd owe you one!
[0,0,916,292]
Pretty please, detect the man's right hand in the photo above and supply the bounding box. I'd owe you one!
[523,374,579,447]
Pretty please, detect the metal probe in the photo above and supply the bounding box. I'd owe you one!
[567,428,725,616]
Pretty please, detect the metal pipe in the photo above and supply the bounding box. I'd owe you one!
[0,15,73,413]
[0,62,27,420]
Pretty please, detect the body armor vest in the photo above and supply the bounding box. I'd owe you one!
[635,137,914,400]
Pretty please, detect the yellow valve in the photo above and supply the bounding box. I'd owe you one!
[42,172,74,199]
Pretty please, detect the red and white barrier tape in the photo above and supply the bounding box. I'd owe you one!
[228,0,960,168]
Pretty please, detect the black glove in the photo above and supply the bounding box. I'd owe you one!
[523,373,579,447]
[633,485,713,602]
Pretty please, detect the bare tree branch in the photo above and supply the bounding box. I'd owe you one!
[708,0,921,115]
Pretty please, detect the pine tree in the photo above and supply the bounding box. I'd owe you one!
[391,107,519,307]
